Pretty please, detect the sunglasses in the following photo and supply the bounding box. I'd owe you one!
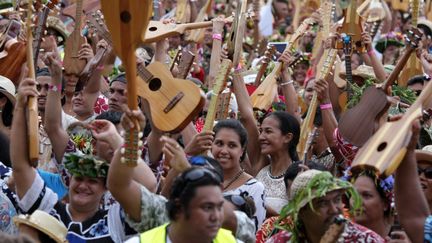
[182,167,222,184]
[225,194,246,208]
[418,167,432,179]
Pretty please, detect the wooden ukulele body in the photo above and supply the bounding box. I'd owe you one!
[137,62,205,133]
[0,39,26,85]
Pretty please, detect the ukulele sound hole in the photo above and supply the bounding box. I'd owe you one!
[120,11,131,23]
[149,78,162,91]
[149,27,157,31]
[377,142,387,152]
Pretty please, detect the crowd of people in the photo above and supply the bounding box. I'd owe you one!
[0,0,432,242]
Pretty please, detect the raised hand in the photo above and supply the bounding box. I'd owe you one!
[78,40,95,62]
[184,131,215,156]
[43,52,62,83]
[16,78,38,109]
[361,31,373,52]
[161,135,190,172]
[314,78,330,104]
[120,105,146,132]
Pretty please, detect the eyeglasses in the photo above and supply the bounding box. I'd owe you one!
[418,167,432,179]
[182,167,222,184]
[189,156,215,169]
[36,83,50,92]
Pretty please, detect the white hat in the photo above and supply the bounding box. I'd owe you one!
[0,75,15,105]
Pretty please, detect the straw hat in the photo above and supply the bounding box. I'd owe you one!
[418,19,432,39]
[0,75,15,105]
[416,146,432,162]
[46,16,70,42]
[13,210,68,243]
[339,64,376,81]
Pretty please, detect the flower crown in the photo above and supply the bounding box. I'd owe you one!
[64,153,109,178]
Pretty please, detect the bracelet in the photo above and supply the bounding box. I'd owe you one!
[279,80,293,86]
[320,103,333,110]
[96,65,105,71]
[48,84,62,92]
[367,49,374,56]
[212,33,222,41]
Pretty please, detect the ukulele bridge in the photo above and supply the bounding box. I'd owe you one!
[164,92,184,113]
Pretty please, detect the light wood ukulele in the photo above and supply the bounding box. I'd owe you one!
[187,0,214,43]
[143,20,214,43]
[398,0,423,87]
[63,0,86,75]
[298,1,335,160]
[100,0,152,166]
[250,17,315,110]
[26,1,39,164]
[90,8,205,134]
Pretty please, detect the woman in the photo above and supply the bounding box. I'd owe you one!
[0,75,15,137]
[212,119,266,229]
[348,169,410,241]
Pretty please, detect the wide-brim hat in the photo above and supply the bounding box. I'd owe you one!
[0,75,15,105]
[13,210,68,243]
[339,64,376,81]
[416,146,432,162]
[375,32,404,53]
[418,19,432,39]
[46,16,70,42]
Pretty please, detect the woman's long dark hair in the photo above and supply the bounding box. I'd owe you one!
[266,111,300,161]
[213,119,248,161]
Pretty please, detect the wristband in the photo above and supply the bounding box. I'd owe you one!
[96,65,105,71]
[320,103,333,110]
[49,84,62,92]
[212,34,222,41]
[279,80,293,86]
[367,49,374,56]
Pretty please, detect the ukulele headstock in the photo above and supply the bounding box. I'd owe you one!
[120,129,144,166]
[341,33,353,56]
[86,10,110,40]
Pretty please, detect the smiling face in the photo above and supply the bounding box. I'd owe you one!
[211,128,244,172]
[259,115,291,155]
[418,161,432,210]
[69,176,106,212]
[292,62,309,85]
[353,176,387,226]
[303,79,315,106]
[179,185,224,241]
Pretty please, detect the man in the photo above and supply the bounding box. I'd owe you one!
[108,73,128,112]
[267,170,384,242]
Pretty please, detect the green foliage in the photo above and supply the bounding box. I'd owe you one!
[64,153,109,178]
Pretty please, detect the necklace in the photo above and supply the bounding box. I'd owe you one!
[268,165,286,179]
[223,169,244,190]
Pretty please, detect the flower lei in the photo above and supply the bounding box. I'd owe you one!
[64,153,109,178]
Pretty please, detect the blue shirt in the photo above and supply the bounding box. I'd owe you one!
[37,169,68,200]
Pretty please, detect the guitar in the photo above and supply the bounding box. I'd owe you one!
[250,17,315,110]
[26,1,39,164]
[90,9,205,134]
[63,0,87,75]
[398,0,422,87]
[101,0,152,166]
[351,68,432,177]
[319,215,347,243]
[143,20,214,43]
[338,34,354,112]
[336,0,364,53]
[338,27,423,147]
[32,0,59,68]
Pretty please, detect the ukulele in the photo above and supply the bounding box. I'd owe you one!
[0,21,26,85]
[143,20,215,43]
[338,27,423,147]
[250,17,315,110]
[319,215,347,243]
[175,48,195,79]
[76,44,108,86]
[254,45,276,86]
[357,0,386,23]
[336,0,364,53]
[186,0,214,43]
[175,0,191,24]
[91,9,205,134]
[101,0,152,166]
[338,34,354,112]
[398,0,423,87]
[26,1,40,164]
[298,48,337,161]
[63,0,87,75]
[351,68,432,177]
[32,0,59,68]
